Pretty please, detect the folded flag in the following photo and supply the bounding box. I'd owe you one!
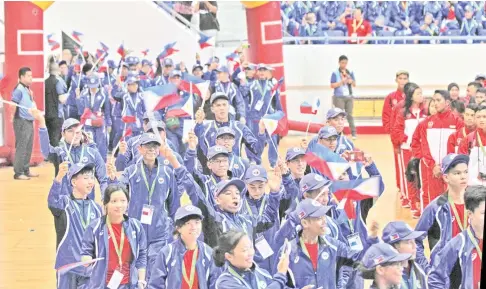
[165,94,194,119]
[271,77,284,95]
[71,30,83,44]
[95,49,105,61]
[198,34,212,49]
[100,42,109,52]
[332,176,383,219]
[262,111,289,137]
[305,142,350,180]
[141,48,150,57]
[143,84,180,112]
[122,115,136,123]
[158,42,178,60]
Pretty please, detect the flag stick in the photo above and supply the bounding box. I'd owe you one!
[266,130,279,161]
[305,119,312,139]
[66,125,84,162]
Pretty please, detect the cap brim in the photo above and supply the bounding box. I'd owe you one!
[308,205,331,217]
[245,176,267,183]
[63,123,80,131]
[176,212,204,221]
[217,133,235,138]
[328,112,347,119]
[388,252,412,263]
[444,155,470,173]
[216,179,246,197]
[209,152,229,160]
[141,140,161,146]
[69,163,95,181]
[400,231,426,241]
[211,95,229,104]
[287,152,305,161]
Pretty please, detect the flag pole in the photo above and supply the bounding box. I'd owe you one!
[266,130,279,161]
[66,125,84,162]
[305,119,312,139]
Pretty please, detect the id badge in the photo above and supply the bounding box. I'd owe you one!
[254,100,264,112]
[85,119,92,126]
[255,235,274,259]
[347,233,363,251]
[107,270,124,289]
[351,33,358,43]
[467,39,473,44]
[141,204,154,225]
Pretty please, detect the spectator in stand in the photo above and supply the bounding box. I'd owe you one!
[386,1,421,36]
[448,82,461,101]
[440,1,463,31]
[419,13,440,43]
[194,1,219,39]
[460,5,480,41]
[464,81,483,104]
[339,6,373,44]
[474,87,486,105]
[172,1,194,26]
[330,55,357,139]
[299,12,324,44]
[423,1,443,24]
[365,1,389,30]
[318,1,346,32]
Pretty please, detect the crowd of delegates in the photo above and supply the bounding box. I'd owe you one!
[8,39,484,287]
[282,1,486,44]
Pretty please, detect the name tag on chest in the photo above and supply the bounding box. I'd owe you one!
[347,233,363,251]
[141,204,154,225]
[107,270,124,289]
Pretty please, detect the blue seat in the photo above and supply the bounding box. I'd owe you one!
[377,30,395,44]
[440,29,461,44]
[324,30,345,44]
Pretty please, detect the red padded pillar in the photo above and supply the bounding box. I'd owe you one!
[3,1,45,164]
[244,1,287,114]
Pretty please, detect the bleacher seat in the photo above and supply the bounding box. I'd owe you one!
[441,29,462,44]
[325,30,345,44]
[376,30,395,45]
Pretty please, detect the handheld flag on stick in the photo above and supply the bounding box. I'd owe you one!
[271,77,284,95]
[165,94,194,119]
[262,111,289,137]
[100,42,109,52]
[143,84,180,112]
[198,34,212,49]
[181,74,209,99]
[57,258,104,275]
[158,42,178,60]
[304,142,350,180]
[71,30,83,44]
[141,49,150,57]
[117,43,127,59]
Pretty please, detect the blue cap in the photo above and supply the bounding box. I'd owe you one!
[465,5,473,12]
[318,126,338,139]
[146,120,166,132]
[170,70,182,78]
[126,75,139,84]
[139,133,161,146]
[382,221,426,244]
[192,64,203,71]
[257,63,269,70]
[213,179,246,197]
[215,66,230,73]
[125,56,140,66]
[107,60,116,69]
[141,59,152,66]
[286,147,306,161]
[208,145,229,160]
[295,198,331,219]
[441,153,469,174]
[216,127,236,138]
[206,56,219,65]
[210,92,229,104]
[299,173,332,195]
[175,205,204,221]
[86,74,100,88]
[68,162,95,182]
[163,58,174,66]
[326,108,347,120]
[62,118,81,131]
[361,243,412,269]
[246,63,257,70]
[244,165,268,183]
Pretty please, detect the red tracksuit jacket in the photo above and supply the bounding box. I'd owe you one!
[391,104,428,149]
[447,126,475,154]
[382,90,405,134]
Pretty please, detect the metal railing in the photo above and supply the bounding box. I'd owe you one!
[283,35,486,43]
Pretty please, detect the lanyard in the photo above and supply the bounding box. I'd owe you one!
[244,196,266,218]
[400,264,417,289]
[448,195,467,232]
[64,143,85,164]
[210,176,218,186]
[125,93,137,111]
[140,162,160,205]
[462,19,475,34]
[219,82,232,97]
[107,217,125,268]
[255,80,268,97]
[352,18,364,32]
[73,201,92,230]
[182,247,199,288]
[467,227,483,261]
[228,266,259,289]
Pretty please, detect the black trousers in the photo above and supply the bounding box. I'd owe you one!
[46,117,62,175]
[13,118,34,176]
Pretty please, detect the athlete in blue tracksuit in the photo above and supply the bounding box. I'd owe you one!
[428,185,485,289]
[107,133,189,277]
[147,205,219,289]
[274,199,379,289]
[194,92,266,161]
[139,59,154,89]
[80,184,147,289]
[76,74,112,162]
[104,60,118,150]
[49,162,103,289]
[65,66,83,119]
[318,1,346,32]
[214,126,250,178]
[211,65,246,122]
[365,1,389,29]
[385,1,422,36]
[414,154,469,273]
[112,73,147,140]
[184,145,245,208]
[153,58,173,86]
[38,117,108,200]
[244,64,283,167]
[203,57,219,83]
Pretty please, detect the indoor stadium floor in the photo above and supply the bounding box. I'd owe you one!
[0,133,418,288]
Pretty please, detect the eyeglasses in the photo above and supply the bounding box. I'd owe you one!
[142,143,160,150]
[211,159,229,165]
[217,136,234,141]
[320,136,338,142]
